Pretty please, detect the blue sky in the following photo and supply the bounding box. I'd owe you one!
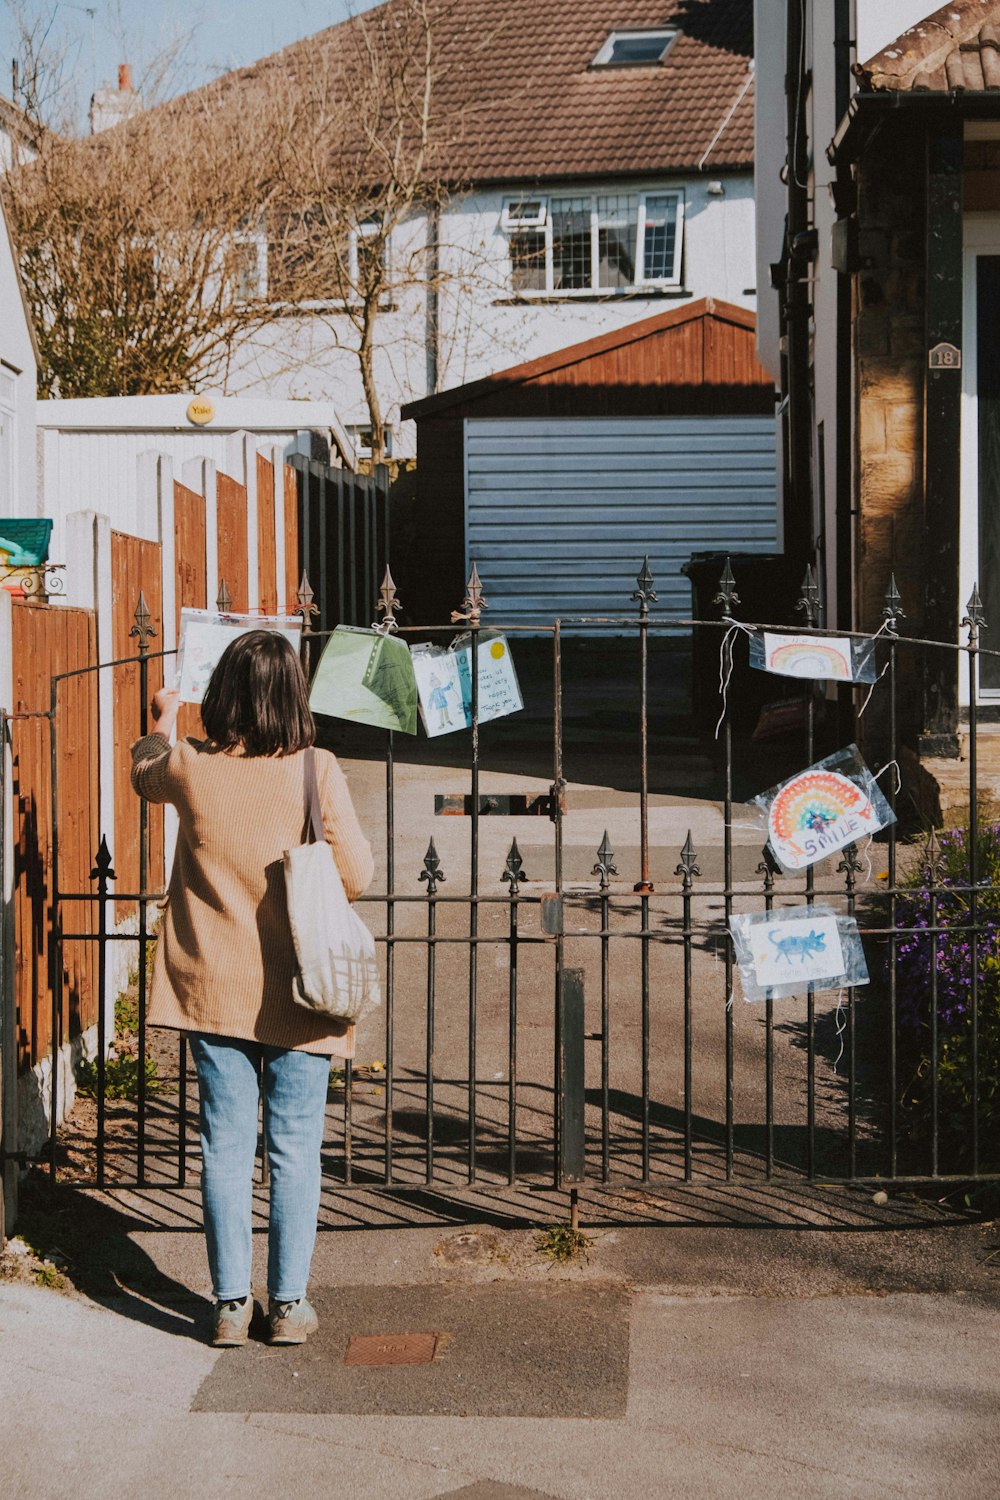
[1,0,383,118]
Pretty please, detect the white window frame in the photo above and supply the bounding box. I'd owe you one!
[504,189,684,295]
[592,29,677,67]
[231,223,269,304]
[501,198,548,230]
[350,214,388,287]
[961,213,1000,701]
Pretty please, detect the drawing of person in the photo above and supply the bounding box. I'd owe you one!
[427,672,457,729]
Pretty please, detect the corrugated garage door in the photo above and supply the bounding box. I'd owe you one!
[465,416,778,627]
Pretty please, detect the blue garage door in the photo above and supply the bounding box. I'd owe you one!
[465,416,778,627]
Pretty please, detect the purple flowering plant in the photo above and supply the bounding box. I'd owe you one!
[887,824,1000,1166]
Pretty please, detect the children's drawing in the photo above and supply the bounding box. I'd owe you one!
[753,743,895,873]
[308,626,418,734]
[453,633,523,725]
[750,631,876,684]
[175,609,302,704]
[412,646,465,737]
[728,906,869,1000]
[412,634,522,735]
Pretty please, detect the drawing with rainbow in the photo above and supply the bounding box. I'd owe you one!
[767,768,876,871]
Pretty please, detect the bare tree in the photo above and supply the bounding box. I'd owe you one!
[2,0,507,446]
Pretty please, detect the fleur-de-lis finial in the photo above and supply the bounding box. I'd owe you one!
[964,584,987,645]
[592,830,618,890]
[296,571,319,623]
[796,564,821,627]
[451,563,489,626]
[837,842,863,885]
[502,837,528,894]
[631,557,658,619]
[372,565,402,633]
[90,834,116,884]
[921,827,946,885]
[419,838,446,896]
[713,556,740,620]
[882,573,904,630]
[216,578,232,615]
[130,591,156,648]
[675,829,701,886]
[756,843,781,889]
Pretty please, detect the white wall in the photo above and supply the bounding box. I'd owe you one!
[0,198,36,519]
[226,175,758,459]
[34,395,349,569]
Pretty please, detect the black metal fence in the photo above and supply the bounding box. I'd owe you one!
[15,558,1000,1212]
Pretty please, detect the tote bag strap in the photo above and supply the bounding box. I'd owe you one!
[302,747,325,844]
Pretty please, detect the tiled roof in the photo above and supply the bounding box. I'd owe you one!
[402,298,766,418]
[856,0,1000,92]
[181,0,754,181]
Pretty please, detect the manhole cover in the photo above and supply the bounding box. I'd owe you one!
[344,1331,440,1366]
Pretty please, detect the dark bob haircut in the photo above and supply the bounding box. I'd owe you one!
[200,630,315,756]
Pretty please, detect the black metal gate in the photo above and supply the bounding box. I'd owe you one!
[19,558,1000,1211]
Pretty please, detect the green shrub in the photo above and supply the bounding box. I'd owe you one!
[76,1055,160,1101]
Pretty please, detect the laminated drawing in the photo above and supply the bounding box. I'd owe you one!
[309,626,418,735]
[728,905,870,1001]
[175,609,302,704]
[753,744,895,873]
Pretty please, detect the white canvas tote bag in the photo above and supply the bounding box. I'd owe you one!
[284,748,381,1023]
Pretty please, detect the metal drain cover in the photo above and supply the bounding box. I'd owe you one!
[344,1331,440,1367]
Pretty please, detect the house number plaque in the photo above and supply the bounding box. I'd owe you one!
[928,342,961,369]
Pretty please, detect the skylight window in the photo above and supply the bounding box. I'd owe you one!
[592,29,676,67]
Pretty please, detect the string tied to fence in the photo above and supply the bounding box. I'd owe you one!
[714,619,756,741]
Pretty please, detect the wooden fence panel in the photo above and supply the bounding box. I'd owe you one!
[173,481,207,743]
[111,531,164,919]
[10,602,99,1068]
[284,464,299,612]
[216,474,249,612]
[256,454,278,616]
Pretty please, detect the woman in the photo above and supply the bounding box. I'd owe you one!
[131,630,374,1348]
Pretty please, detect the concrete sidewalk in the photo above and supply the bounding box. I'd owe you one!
[3,1203,999,1500]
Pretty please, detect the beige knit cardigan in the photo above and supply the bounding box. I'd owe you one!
[130,734,375,1056]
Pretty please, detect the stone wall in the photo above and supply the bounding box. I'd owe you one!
[853,123,928,758]
[855,123,926,641]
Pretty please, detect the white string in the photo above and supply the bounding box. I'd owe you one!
[873,760,902,796]
[857,659,889,718]
[714,621,755,741]
[726,987,736,1012]
[831,989,847,1073]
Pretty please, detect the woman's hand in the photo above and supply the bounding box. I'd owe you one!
[151,688,181,738]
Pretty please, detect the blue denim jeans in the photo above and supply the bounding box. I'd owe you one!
[189,1034,330,1303]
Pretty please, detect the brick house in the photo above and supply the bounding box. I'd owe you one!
[755,1,1000,812]
[159,0,758,459]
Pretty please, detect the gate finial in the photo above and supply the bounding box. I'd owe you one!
[502,837,528,894]
[593,830,618,890]
[675,829,701,887]
[451,563,489,626]
[419,838,446,895]
[373,566,402,633]
[130,591,156,648]
[964,584,987,646]
[882,573,904,630]
[756,843,780,890]
[216,578,232,615]
[90,835,116,883]
[796,564,821,627]
[713,556,740,620]
[631,557,657,619]
[295,571,318,622]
